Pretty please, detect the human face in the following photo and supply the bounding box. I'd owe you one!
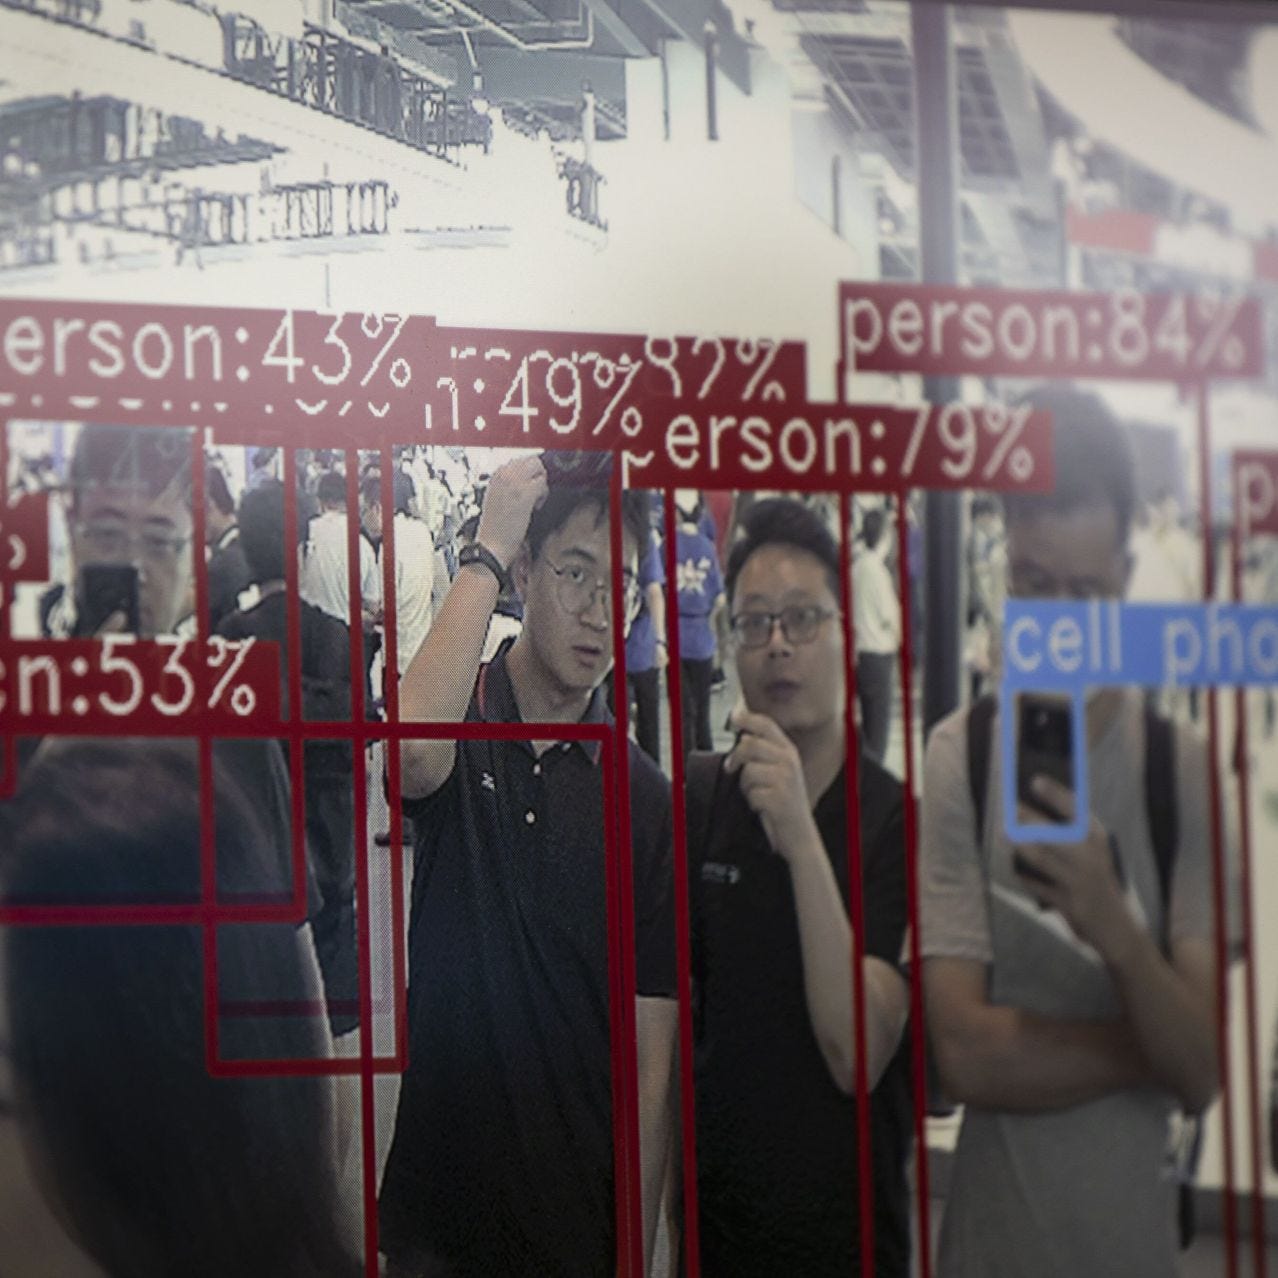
[1007,503,1130,602]
[731,544,843,737]
[72,482,194,637]
[516,504,638,695]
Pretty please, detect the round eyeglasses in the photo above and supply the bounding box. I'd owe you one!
[545,558,641,620]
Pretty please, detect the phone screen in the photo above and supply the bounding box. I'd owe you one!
[1015,694,1074,823]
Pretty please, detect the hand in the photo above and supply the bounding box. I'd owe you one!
[723,709,817,860]
[475,456,549,569]
[654,639,669,671]
[1013,776,1133,959]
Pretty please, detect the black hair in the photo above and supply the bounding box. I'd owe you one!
[316,472,346,509]
[861,508,886,551]
[459,514,481,543]
[392,471,414,517]
[725,497,840,604]
[238,480,287,584]
[359,475,381,510]
[68,425,193,514]
[2,739,359,1278]
[524,484,649,568]
[1001,386,1136,546]
[206,467,236,518]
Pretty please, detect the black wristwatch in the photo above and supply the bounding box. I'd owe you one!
[458,541,511,593]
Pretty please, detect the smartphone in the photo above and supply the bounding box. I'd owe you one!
[78,564,140,636]
[1013,693,1072,885]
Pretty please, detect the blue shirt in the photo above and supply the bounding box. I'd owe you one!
[626,532,665,673]
[676,525,722,662]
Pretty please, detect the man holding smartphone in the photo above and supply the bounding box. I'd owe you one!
[919,388,1218,1277]
[685,498,912,1277]
[378,454,677,1278]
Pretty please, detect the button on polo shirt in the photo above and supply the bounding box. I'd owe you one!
[378,642,676,1277]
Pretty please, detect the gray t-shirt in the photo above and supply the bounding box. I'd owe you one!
[919,690,1213,1278]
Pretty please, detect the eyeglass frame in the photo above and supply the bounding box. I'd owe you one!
[729,604,841,650]
[75,521,192,567]
[543,556,642,620]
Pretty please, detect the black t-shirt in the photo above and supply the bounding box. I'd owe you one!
[378,646,677,1276]
[689,752,912,1278]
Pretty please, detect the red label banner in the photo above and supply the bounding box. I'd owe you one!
[1234,450,1278,538]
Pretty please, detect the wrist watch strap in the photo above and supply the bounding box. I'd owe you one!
[458,540,511,592]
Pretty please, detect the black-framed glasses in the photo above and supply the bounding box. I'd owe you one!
[76,523,191,567]
[730,605,838,649]
[545,558,641,619]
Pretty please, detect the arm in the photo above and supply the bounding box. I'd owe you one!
[1014,778,1218,1113]
[635,996,677,1276]
[924,956,1149,1111]
[784,826,908,1091]
[646,581,667,669]
[918,718,1149,1112]
[727,711,906,1093]
[398,458,547,799]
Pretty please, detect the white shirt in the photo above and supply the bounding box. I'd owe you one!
[380,512,435,674]
[851,549,901,655]
[300,508,380,625]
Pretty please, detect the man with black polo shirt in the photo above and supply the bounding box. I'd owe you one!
[686,498,912,1277]
[379,455,677,1278]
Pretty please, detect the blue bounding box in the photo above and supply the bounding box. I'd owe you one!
[999,599,1278,843]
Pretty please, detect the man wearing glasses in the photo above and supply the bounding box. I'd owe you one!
[684,498,912,1277]
[919,388,1217,1277]
[379,454,677,1278]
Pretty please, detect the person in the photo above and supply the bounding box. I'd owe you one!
[379,471,436,682]
[675,490,725,755]
[301,471,381,635]
[685,497,911,1277]
[205,465,251,632]
[218,481,360,1038]
[0,738,359,1278]
[625,524,668,766]
[378,455,677,1278]
[919,387,1218,1278]
[851,506,901,765]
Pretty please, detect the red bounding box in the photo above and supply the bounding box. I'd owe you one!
[0,301,435,444]
[425,327,807,454]
[838,283,1264,382]
[1234,450,1278,537]
[621,398,1053,494]
[0,636,280,735]
[0,492,50,584]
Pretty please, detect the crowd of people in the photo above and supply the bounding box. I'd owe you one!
[0,395,1232,1276]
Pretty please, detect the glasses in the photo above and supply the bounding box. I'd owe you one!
[730,605,838,650]
[545,558,640,619]
[77,523,191,567]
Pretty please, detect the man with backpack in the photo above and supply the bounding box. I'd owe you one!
[919,387,1219,1277]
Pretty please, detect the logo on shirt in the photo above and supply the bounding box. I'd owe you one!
[701,861,741,886]
[677,556,712,596]
[480,771,496,793]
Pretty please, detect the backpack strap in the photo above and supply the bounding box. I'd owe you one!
[1142,702,1178,924]
[966,693,998,846]
[684,751,725,1041]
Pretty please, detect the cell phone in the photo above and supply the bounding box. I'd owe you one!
[78,564,140,636]
[1013,693,1073,885]
[541,450,613,486]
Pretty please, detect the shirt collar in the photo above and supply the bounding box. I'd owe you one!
[476,639,609,763]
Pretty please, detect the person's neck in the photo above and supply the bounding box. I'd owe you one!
[505,636,594,732]
[789,719,846,807]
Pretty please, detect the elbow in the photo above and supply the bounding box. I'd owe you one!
[930,1028,986,1107]
[1177,1058,1220,1117]
[819,1036,856,1097]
